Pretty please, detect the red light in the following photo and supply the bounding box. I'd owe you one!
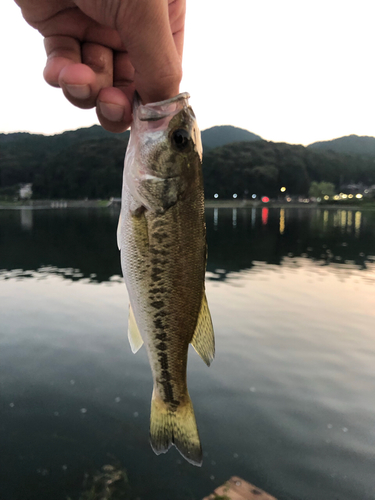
[262,207,269,225]
[261,196,269,203]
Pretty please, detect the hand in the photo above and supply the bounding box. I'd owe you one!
[15,0,185,132]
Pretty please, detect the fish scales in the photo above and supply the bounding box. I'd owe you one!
[118,93,214,466]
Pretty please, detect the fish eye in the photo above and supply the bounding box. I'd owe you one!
[171,129,190,151]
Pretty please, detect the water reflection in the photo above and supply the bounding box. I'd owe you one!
[213,207,218,229]
[279,208,285,235]
[20,208,33,230]
[0,209,122,282]
[205,207,375,281]
[1,207,375,500]
[232,208,237,228]
[0,207,374,283]
[261,207,268,225]
[347,210,352,230]
[355,211,361,238]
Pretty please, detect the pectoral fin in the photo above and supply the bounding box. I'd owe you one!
[191,292,215,366]
[128,303,144,353]
[117,213,122,251]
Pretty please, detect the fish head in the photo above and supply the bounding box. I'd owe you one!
[125,93,203,212]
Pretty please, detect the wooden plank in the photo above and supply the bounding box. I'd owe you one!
[202,476,277,500]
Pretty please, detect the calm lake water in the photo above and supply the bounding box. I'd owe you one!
[1,206,375,500]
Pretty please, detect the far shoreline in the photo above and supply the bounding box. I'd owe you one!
[0,199,374,210]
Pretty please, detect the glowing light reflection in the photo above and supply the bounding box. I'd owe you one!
[279,209,285,235]
[262,208,269,226]
[355,211,361,238]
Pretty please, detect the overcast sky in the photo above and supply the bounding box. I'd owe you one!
[1,0,375,145]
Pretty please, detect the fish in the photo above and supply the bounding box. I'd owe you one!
[117,92,214,466]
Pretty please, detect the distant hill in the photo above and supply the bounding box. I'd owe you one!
[203,140,375,199]
[2,125,375,201]
[0,124,259,152]
[308,134,375,156]
[0,125,129,151]
[201,126,262,150]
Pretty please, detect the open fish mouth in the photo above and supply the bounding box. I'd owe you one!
[136,92,191,122]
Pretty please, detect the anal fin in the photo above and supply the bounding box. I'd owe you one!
[128,303,144,353]
[191,291,215,366]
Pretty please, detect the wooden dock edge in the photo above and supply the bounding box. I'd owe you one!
[202,476,277,500]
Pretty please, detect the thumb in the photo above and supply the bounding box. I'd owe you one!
[116,0,184,104]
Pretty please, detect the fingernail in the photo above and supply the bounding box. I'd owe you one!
[98,102,124,122]
[65,84,91,100]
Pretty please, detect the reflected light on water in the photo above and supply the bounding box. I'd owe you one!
[213,208,218,229]
[232,208,237,228]
[1,207,375,500]
[20,208,33,230]
[261,207,268,226]
[279,209,285,235]
[355,211,361,238]
[333,211,339,228]
[341,210,347,233]
[347,210,352,230]
[251,207,256,228]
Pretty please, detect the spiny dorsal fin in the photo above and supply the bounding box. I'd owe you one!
[117,213,122,251]
[191,291,215,366]
[128,303,144,353]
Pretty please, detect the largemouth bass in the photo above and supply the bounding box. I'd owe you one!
[117,93,214,466]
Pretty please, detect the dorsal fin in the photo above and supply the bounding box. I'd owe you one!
[191,292,215,366]
[128,303,144,353]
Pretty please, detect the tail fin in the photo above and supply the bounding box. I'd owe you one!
[149,387,202,466]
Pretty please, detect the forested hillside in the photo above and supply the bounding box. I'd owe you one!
[308,134,375,156]
[203,141,375,198]
[1,126,375,200]
[201,125,262,150]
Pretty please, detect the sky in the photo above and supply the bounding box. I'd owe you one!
[1,0,375,145]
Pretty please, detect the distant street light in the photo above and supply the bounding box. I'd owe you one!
[252,194,257,199]
[214,194,219,199]
[233,194,237,199]
[280,187,286,192]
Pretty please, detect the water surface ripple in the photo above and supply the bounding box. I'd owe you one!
[0,207,374,500]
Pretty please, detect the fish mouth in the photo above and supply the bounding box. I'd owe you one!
[135,92,190,122]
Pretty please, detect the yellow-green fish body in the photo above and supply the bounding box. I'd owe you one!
[118,93,214,466]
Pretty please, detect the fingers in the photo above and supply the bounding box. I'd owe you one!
[96,51,135,132]
[44,36,133,131]
[96,86,133,132]
[44,37,113,108]
[39,0,187,132]
[43,36,81,87]
[59,42,113,110]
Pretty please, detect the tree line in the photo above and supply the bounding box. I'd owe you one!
[1,128,375,200]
